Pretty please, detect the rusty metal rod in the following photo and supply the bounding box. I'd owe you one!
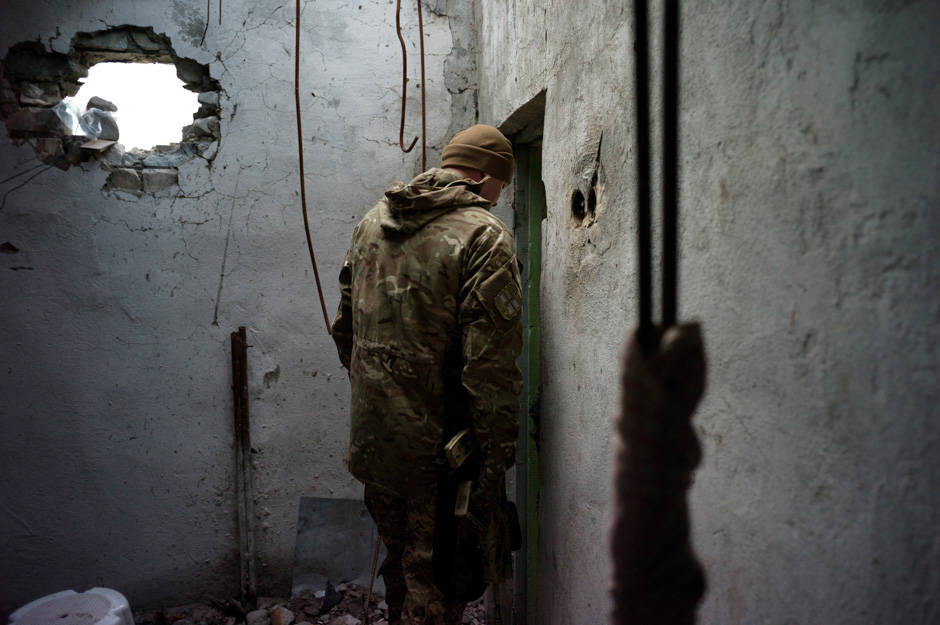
[295,0,333,334]
[232,327,257,604]
[200,0,211,46]
[396,0,419,153]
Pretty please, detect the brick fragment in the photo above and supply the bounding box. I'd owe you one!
[109,168,142,192]
[141,168,178,193]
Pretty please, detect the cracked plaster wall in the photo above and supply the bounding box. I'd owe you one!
[0,0,475,616]
[477,1,940,624]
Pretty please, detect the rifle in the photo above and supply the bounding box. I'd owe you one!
[432,355,488,600]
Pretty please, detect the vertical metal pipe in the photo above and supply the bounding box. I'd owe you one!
[662,0,679,329]
[232,327,257,604]
[634,0,654,353]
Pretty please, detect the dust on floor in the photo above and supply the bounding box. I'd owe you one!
[132,584,488,625]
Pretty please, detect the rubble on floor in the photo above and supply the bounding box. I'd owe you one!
[133,584,488,625]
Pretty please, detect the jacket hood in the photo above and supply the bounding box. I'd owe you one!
[380,167,491,234]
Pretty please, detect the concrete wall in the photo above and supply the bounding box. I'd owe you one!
[477,1,939,624]
[0,0,474,616]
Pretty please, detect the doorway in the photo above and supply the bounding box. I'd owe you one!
[510,141,544,625]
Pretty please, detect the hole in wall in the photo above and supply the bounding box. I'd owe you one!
[570,133,605,229]
[571,189,586,225]
[63,62,199,152]
[0,26,222,196]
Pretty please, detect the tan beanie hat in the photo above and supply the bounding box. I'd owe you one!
[441,124,514,183]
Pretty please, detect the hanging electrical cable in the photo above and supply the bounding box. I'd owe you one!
[199,0,222,47]
[395,0,428,170]
[634,0,654,353]
[295,0,332,335]
[416,0,427,171]
[662,0,679,329]
[636,0,680,351]
[396,0,418,154]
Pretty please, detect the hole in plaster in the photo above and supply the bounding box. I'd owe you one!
[63,62,199,151]
[571,189,586,225]
[573,169,601,229]
[0,27,222,196]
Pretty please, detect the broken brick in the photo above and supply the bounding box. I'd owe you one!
[109,168,142,192]
[141,168,179,193]
[19,81,61,107]
[6,107,72,137]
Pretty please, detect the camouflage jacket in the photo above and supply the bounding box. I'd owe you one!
[332,168,523,505]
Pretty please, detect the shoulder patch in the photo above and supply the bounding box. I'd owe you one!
[475,259,523,329]
[494,283,523,320]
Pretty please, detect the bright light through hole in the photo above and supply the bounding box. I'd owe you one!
[64,62,199,151]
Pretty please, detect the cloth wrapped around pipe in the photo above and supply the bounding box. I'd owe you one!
[610,323,707,625]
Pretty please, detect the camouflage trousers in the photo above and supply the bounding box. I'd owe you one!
[364,485,467,625]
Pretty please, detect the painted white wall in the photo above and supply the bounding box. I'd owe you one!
[477,1,940,624]
[0,0,474,615]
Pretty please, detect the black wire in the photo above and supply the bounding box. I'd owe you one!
[634,0,654,353]
[662,0,679,329]
[0,163,57,213]
[0,160,49,185]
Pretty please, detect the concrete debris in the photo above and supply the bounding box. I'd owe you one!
[246,610,270,625]
[130,30,166,52]
[269,606,294,625]
[197,141,219,160]
[73,28,171,63]
[96,112,120,141]
[87,96,118,112]
[99,141,126,168]
[320,581,342,615]
[195,92,221,120]
[133,585,489,625]
[183,116,221,142]
[198,91,221,108]
[143,151,193,169]
[19,81,61,106]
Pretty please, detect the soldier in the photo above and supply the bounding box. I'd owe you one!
[331,125,523,625]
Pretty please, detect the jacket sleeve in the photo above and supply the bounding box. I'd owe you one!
[331,252,354,370]
[458,225,524,489]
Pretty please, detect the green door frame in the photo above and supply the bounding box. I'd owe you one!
[512,143,543,625]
